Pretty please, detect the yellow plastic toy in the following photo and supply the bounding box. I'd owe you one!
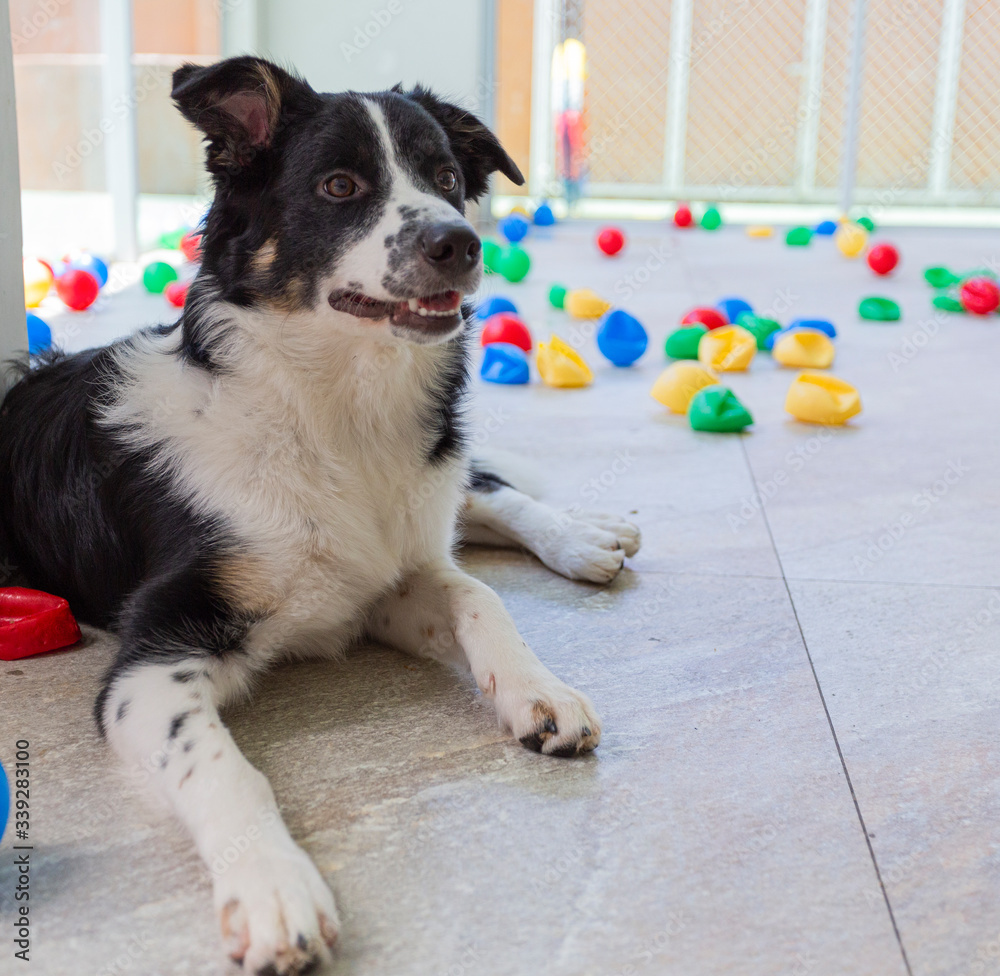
[650,362,718,414]
[835,222,868,258]
[23,258,53,308]
[697,324,756,371]
[772,330,835,369]
[785,372,861,424]
[509,205,531,217]
[537,335,593,388]
[746,225,773,238]
[564,288,611,319]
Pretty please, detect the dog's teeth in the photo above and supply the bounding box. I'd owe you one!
[418,307,428,316]
[408,298,419,312]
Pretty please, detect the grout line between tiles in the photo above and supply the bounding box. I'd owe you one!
[738,437,915,976]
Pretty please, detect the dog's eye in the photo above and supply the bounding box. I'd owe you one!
[436,169,458,192]
[324,175,357,198]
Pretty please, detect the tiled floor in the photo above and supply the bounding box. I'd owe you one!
[2,219,999,975]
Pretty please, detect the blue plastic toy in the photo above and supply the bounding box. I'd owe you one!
[717,296,753,324]
[0,759,8,843]
[481,342,530,384]
[596,309,648,366]
[533,202,555,226]
[764,323,835,351]
[26,312,52,354]
[67,253,109,287]
[815,220,837,236]
[477,296,518,320]
[498,214,529,244]
[788,317,837,338]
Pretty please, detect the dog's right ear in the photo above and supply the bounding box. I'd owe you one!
[172,56,317,174]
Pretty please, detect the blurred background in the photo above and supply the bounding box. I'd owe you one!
[6,0,999,263]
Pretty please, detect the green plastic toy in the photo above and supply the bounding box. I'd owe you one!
[932,295,965,312]
[548,284,567,309]
[737,313,781,349]
[688,385,753,432]
[664,324,707,360]
[701,206,722,231]
[924,266,960,288]
[859,297,901,321]
[482,240,501,274]
[157,229,185,250]
[856,216,875,232]
[142,261,179,294]
[496,245,530,283]
[786,226,812,246]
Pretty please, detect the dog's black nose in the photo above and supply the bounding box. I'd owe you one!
[419,223,481,271]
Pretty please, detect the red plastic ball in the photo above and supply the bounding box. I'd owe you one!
[180,231,203,263]
[597,227,625,256]
[681,306,727,331]
[959,277,1000,315]
[480,312,532,352]
[867,243,899,276]
[673,205,693,228]
[55,269,99,310]
[164,280,189,308]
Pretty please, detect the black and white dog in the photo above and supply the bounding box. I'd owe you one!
[0,57,639,974]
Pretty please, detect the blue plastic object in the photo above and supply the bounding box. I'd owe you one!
[481,342,530,384]
[533,202,555,226]
[717,296,753,324]
[476,296,518,320]
[67,253,109,287]
[0,760,8,843]
[764,324,832,351]
[26,313,52,354]
[498,214,529,244]
[788,317,837,338]
[596,309,648,366]
[815,220,837,236]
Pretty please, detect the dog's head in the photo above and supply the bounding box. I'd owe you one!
[172,56,523,345]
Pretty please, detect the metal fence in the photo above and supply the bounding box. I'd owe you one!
[528,0,1000,208]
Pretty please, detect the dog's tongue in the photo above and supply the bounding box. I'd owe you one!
[416,291,462,313]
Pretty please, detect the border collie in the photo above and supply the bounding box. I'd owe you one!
[0,57,639,974]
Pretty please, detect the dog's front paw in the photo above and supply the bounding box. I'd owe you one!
[536,510,641,584]
[495,673,602,757]
[214,836,339,975]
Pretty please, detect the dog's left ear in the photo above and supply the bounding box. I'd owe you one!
[405,87,524,201]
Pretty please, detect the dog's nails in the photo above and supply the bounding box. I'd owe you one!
[582,726,592,737]
[544,717,557,734]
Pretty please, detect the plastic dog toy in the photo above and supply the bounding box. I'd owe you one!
[481,312,532,352]
[787,318,836,339]
[597,227,625,256]
[597,310,647,366]
[681,306,727,331]
[698,324,756,371]
[650,362,718,413]
[56,269,100,310]
[67,253,109,287]
[858,297,900,321]
[786,227,812,246]
[717,296,752,323]
[26,312,52,354]
[835,223,867,258]
[701,206,722,230]
[548,284,567,309]
[533,202,555,226]
[565,288,610,319]
[142,261,179,294]
[499,214,529,243]
[738,314,781,349]
[23,258,53,307]
[481,343,529,385]
[688,385,753,432]
[0,587,82,661]
[772,330,835,368]
[960,277,1000,315]
[665,324,707,360]
[867,243,899,275]
[673,204,693,227]
[482,240,501,273]
[746,225,773,238]
[815,220,837,236]
[496,245,531,283]
[477,296,518,319]
[785,372,861,424]
[537,335,593,388]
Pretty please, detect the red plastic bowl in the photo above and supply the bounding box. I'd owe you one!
[0,588,82,661]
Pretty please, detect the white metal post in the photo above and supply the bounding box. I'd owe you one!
[838,0,867,215]
[100,0,139,260]
[0,0,26,378]
[928,0,966,196]
[222,0,260,57]
[663,0,693,193]
[795,0,829,195]
[528,0,556,198]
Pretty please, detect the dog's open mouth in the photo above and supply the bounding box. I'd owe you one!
[329,289,463,332]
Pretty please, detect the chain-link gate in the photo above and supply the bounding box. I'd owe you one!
[529,0,1000,208]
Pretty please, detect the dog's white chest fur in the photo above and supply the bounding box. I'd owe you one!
[104,325,465,657]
